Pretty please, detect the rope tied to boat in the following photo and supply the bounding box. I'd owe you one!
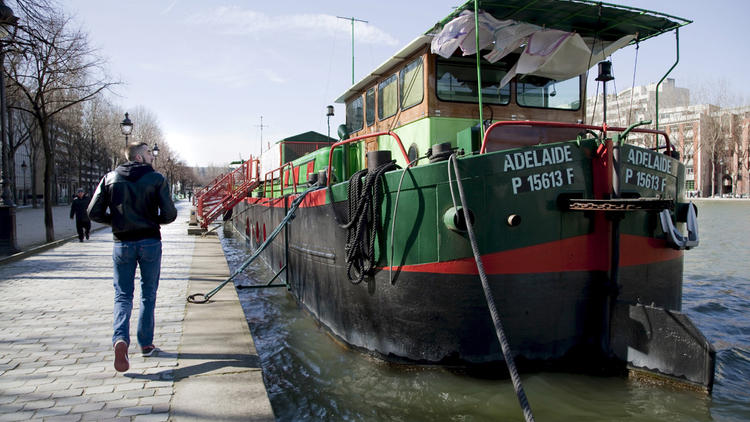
[447,154,535,422]
[187,185,321,304]
[341,160,397,284]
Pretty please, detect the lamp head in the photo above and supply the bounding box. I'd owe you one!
[120,113,133,136]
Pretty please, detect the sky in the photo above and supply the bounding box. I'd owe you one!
[65,0,750,167]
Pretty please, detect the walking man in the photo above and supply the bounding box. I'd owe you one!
[88,142,177,372]
[70,188,91,242]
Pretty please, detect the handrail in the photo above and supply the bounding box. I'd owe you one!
[479,121,672,155]
[263,162,297,198]
[656,28,679,131]
[325,131,411,186]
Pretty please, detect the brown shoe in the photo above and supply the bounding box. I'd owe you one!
[114,340,129,372]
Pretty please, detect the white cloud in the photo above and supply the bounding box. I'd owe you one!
[186,7,399,46]
[160,0,180,15]
[262,69,285,84]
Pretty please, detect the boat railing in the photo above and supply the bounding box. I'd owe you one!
[325,131,411,186]
[480,121,673,155]
[264,162,297,197]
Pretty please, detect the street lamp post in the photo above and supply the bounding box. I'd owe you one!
[152,142,159,160]
[120,112,133,146]
[0,0,17,208]
[326,105,334,144]
[20,160,26,205]
[0,0,18,256]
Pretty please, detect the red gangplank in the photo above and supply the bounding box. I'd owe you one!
[195,157,260,229]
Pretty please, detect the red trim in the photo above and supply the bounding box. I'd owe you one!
[306,161,315,179]
[301,189,327,207]
[381,234,683,275]
[480,121,672,154]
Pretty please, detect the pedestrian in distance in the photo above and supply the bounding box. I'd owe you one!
[70,188,91,242]
[88,142,177,373]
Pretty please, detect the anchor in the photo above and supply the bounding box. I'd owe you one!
[659,202,699,249]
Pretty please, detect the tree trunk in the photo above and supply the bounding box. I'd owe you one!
[40,119,54,242]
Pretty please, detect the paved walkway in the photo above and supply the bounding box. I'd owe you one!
[0,202,274,421]
[14,204,107,251]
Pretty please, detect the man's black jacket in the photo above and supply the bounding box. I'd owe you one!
[70,195,91,222]
[88,162,177,241]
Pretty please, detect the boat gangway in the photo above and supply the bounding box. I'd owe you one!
[195,157,260,229]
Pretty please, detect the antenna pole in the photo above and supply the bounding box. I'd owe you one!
[337,16,368,84]
[255,116,269,159]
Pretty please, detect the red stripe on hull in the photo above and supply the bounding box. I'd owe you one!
[382,234,683,275]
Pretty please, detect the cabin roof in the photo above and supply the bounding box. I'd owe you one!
[436,0,690,43]
[335,0,690,103]
[276,131,335,144]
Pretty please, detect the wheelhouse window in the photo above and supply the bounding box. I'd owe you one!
[378,74,398,120]
[400,57,423,110]
[346,95,364,133]
[517,75,580,110]
[436,56,510,104]
[366,87,375,126]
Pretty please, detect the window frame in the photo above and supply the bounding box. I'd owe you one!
[515,75,582,111]
[399,57,424,111]
[435,56,511,106]
[346,94,364,133]
[378,73,399,121]
[366,87,376,126]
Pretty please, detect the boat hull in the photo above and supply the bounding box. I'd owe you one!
[232,142,689,365]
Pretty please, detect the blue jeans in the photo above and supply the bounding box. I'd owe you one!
[112,238,162,347]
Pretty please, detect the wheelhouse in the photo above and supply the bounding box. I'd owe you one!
[337,40,587,169]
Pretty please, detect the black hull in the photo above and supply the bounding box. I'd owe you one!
[232,199,684,365]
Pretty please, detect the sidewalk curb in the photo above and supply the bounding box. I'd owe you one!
[0,225,109,266]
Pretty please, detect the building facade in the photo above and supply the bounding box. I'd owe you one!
[587,79,750,197]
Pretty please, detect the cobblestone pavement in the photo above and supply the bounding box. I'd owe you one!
[14,205,107,251]
[0,202,194,421]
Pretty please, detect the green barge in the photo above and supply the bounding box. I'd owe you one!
[230,0,715,392]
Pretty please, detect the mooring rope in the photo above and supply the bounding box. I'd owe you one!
[187,185,322,304]
[340,160,397,284]
[447,154,535,422]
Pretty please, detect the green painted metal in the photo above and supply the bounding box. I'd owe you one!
[374,139,597,266]
[473,0,485,140]
[254,133,687,269]
[656,28,679,131]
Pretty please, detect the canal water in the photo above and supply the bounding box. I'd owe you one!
[221,199,750,421]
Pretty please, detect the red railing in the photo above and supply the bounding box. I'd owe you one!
[195,157,260,229]
[263,162,297,197]
[480,121,672,155]
[325,131,410,185]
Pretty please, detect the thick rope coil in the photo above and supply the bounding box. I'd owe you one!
[340,160,397,284]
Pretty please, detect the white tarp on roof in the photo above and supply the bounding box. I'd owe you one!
[431,10,634,85]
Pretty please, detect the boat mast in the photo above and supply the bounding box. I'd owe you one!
[473,0,485,139]
[655,28,680,132]
[337,16,368,84]
[256,115,268,159]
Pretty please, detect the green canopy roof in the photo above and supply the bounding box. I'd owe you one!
[431,0,690,43]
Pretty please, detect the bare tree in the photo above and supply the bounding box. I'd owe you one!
[5,9,118,242]
[81,95,117,189]
[129,106,164,150]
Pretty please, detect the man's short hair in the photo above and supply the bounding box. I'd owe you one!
[125,142,149,161]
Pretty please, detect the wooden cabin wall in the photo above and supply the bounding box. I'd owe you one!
[349,47,589,156]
